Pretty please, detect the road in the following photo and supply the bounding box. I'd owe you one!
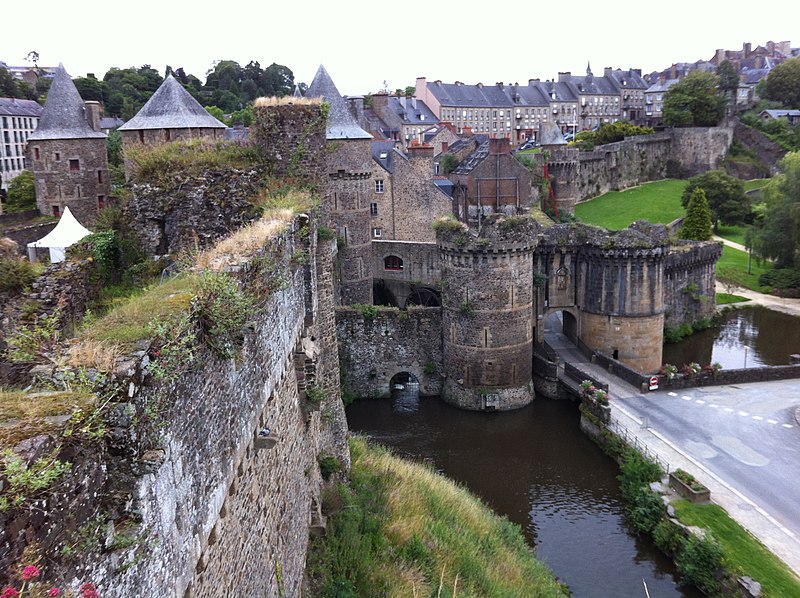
[544,322,800,575]
[617,382,800,540]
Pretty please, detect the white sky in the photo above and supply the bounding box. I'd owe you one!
[4,0,799,96]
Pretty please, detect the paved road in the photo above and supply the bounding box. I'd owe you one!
[544,323,800,576]
[618,382,800,539]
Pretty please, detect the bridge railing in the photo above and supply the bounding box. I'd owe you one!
[608,417,670,475]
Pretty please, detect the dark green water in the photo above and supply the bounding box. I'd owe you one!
[663,306,800,369]
[347,396,701,598]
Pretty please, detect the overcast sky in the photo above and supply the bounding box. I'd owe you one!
[5,0,799,96]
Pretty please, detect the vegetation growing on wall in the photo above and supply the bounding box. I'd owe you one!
[125,139,264,186]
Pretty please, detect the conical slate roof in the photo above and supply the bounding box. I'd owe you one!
[118,74,226,131]
[306,65,371,140]
[538,121,567,146]
[28,64,106,141]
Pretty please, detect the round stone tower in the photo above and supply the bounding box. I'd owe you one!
[576,226,668,373]
[438,216,538,411]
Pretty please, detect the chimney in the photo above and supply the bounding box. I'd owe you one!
[604,67,613,77]
[488,138,510,155]
[372,92,389,113]
[408,144,434,159]
[558,72,571,83]
[462,125,473,138]
[84,101,101,132]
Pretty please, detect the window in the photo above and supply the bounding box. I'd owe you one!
[52,205,60,217]
[373,227,382,238]
[98,170,104,183]
[375,179,384,193]
[384,255,403,270]
[98,196,105,210]
[69,159,80,172]
[370,202,378,216]
[139,130,145,143]
[54,152,60,161]
[34,147,40,160]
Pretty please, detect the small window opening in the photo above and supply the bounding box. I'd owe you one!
[69,159,79,172]
[384,255,403,271]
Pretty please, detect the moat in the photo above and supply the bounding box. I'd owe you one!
[347,396,702,597]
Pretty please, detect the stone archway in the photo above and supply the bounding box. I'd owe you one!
[543,309,579,346]
[389,371,420,412]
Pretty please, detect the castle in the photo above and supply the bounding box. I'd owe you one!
[0,62,732,594]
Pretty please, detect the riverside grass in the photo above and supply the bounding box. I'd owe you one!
[673,501,800,597]
[309,437,568,598]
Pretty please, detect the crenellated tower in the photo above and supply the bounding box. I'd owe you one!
[438,216,538,410]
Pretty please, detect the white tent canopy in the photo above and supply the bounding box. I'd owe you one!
[27,206,92,263]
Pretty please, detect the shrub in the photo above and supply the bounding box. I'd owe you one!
[759,267,800,291]
[192,271,255,360]
[4,170,36,212]
[653,520,685,556]
[618,449,663,503]
[0,253,41,293]
[628,488,665,534]
[318,453,342,479]
[676,533,723,594]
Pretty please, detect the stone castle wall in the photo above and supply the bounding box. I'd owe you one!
[663,241,723,328]
[0,223,347,596]
[336,307,443,398]
[550,127,733,205]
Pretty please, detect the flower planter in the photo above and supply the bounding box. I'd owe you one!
[669,471,710,503]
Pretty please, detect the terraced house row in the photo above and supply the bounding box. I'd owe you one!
[415,65,650,144]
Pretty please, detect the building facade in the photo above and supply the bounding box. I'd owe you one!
[0,97,42,193]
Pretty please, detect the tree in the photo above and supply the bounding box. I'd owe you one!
[762,57,800,108]
[681,170,749,231]
[679,188,713,241]
[753,151,800,267]
[663,71,725,127]
[4,171,37,213]
[717,60,740,108]
[74,75,107,102]
[262,63,294,97]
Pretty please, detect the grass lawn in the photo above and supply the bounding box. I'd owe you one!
[715,224,749,246]
[716,245,771,292]
[743,178,770,192]
[673,501,800,597]
[716,292,749,304]
[574,179,687,229]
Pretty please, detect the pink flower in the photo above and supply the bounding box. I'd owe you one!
[80,583,99,598]
[21,565,41,581]
[1,588,20,598]
[48,589,61,597]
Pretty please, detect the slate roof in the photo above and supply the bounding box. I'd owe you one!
[383,96,438,127]
[761,109,800,119]
[0,97,43,118]
[306,65,372,140]
[119,75,226,131]
[539,121,567,146]
[453,140,490,175]
[371,140,397,173]
[28,65,106,141]
[645,79,679,94]
[99,116,124,130]
[741,68,770,85]
[608,69,649,91]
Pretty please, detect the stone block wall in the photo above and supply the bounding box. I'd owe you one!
[336,307,443,398]
[0,224,347,596]
[372,240,441,287]
[663,241,723,327]
[390,152,453,242]
[669,126,734,177]
[28,137,111,225]
[580,311,664,374]
[126,168,264,255]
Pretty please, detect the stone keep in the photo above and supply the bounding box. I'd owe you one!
[439,218,538,410]
[26,65,111,224]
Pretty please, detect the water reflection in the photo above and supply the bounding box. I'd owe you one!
[347,397,699,597]
[663,306,800,369]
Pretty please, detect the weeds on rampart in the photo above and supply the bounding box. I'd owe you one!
[125,139,262,186]
[6,308,62,363]
[0,449,71,512]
